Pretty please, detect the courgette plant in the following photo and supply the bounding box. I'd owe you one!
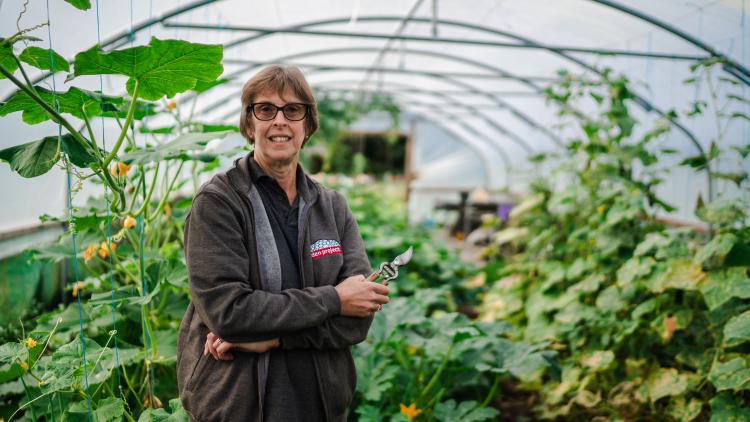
[0,2,231,419]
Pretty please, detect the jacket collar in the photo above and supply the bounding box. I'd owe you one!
[226,151,318,204]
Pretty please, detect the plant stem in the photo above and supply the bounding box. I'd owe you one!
[30,316,62,371]
[12,55,37,95]
[119,360,143,408]
[148,161,185,223]
[133,162,160,218]
[19,375,38,422]
[81,110,104,160]
[128,171,145,215]
[481,374,502,407]
[103,80,140,167]
[419,342,453,401]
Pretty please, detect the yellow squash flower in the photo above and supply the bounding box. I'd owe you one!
[24,337,37,349]
[98,241,117,259]
[111,161,130,177]
[400,403,423,420]
[83,244,97,262]
[18,360,28,370]
[72,281,84,298]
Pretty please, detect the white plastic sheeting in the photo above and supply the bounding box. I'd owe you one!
[0,0,748,233]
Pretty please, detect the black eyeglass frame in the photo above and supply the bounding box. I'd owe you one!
[248,102,310,121]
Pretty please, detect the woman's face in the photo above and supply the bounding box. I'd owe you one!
[250,90,307,167]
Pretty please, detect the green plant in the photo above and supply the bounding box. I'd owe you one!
[478,68,750,420]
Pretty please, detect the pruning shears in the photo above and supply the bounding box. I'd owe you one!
[365,246,414,285]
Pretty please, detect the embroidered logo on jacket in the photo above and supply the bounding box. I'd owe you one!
[310,239,343,259]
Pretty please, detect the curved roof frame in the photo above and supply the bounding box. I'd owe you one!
[10,1,724,196]
[220,47,565,148]
[199,65,537,158]
[193,15,705,158]
[589,0,750,82]
[179,14,713,198]
[306,79,515,169]
[205,77,515,171]
[206,80,510,188]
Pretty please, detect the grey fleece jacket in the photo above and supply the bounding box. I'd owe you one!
[177,153,373,421]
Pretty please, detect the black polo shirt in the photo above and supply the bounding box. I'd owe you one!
[248,155,325,421]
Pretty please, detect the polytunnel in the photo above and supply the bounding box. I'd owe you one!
[0,0,748,421]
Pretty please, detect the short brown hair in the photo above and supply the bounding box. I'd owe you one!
[239,65,318,147]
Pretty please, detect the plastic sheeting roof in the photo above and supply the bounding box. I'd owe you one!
[1,0,748,232]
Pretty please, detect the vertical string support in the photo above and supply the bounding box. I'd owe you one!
[45,1,93,420]
[94,0,124,402]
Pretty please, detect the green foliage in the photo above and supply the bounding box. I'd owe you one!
[0,134,97,177]
[479,68,750,420]
[0,86,126,125]
[18,46,69,73]
[0,26,228,420]
[73,38,224,101]
[64,0,91,10]
[309,94,401,175]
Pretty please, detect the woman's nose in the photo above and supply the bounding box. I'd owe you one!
[272,109,289,125]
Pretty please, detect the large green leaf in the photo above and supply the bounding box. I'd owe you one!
[434,400,498,422]
[710,392,750,421]
[0,136,59,177]
[19,46,69,72]
[0,134,96,177]
[616,257,655,287]
[581,350,615,372]
[73,37,224,101]
[695,233,738,269]
[724,310,750,347]
[0,342,27,383]
[120,131,231,165]
[709,357,750,391]
[699,268,750,311]
[137,398,188,421]
[354,353,398,402]
[649,260,705,293]
[192,78,229,93]
[474,338,553,382]
[0,86,126,124]
[667,396,703,422]
[646,367,688,402]
[67,397,125,422]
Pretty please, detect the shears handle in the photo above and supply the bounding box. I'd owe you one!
[366,271,388,285]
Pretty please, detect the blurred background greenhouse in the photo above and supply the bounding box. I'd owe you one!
[0,0,748,420]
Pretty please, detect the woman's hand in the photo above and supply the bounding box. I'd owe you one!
[335,274,390,317]
[204,332,280,360]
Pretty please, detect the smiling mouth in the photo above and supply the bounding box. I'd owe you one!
[269,136,291,143]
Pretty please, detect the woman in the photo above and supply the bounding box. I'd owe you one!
[177,65,390,421]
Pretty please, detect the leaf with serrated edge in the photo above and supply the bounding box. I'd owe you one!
[0,86,124,124]
[709,357,750,391]
[73,37,223,100]
[19,46,69,72]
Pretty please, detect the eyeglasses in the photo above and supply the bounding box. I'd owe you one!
[249,102,309,121]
